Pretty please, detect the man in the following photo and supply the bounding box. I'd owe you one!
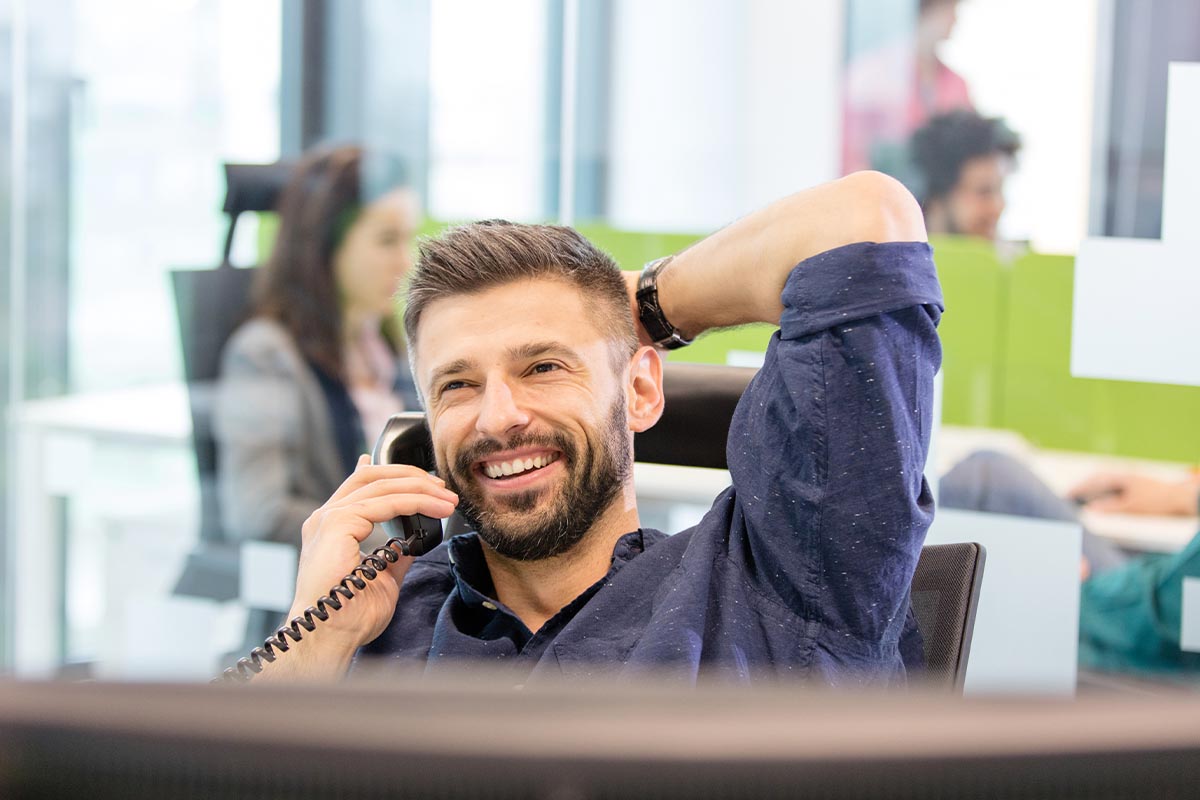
[255,172,943,684]
[908,109,1020,241]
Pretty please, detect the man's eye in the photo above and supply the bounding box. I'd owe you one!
[441,380,467,393]
[531,362,560,375]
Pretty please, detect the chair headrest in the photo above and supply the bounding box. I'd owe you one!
[222,161,295,218]
[634,362,758,470]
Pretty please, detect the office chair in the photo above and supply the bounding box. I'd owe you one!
[171,161,293,601]
[642,361,986,691]
[909,541,985,691]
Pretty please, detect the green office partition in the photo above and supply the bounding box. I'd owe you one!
[1001,252,1200,462]
[577,223,776,366]
[255,212,280,262]
[930,237,1007,428]
[1000,252,1098,450]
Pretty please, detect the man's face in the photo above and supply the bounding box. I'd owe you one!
[414,278,633,561]
[945,152,1011,241]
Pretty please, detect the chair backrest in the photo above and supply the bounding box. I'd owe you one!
[170,161,294,602]
[173,160,292,540]
[635,362,756,470]
[643,361,984,691]
[170,264,257,538]
[909,541,986,691]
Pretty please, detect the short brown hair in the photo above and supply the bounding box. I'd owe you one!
[404,220,637,369]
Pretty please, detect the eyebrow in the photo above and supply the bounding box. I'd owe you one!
[427,341,583,388]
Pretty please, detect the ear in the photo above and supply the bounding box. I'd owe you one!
[625,345,665,433]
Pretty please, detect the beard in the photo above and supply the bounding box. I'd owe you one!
[440,397,632,562]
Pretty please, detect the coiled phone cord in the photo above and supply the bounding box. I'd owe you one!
[218,536,410,683]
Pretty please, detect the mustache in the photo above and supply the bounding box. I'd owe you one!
[452,430,577,476]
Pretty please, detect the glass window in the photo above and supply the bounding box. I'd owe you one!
[3,0,281,676]
[70,0,281,391]
[427,0,551,221]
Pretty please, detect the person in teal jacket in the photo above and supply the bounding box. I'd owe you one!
[941,451,1200,676]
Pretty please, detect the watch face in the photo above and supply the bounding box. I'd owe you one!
[638,299,669,340]
[639,256,688,348]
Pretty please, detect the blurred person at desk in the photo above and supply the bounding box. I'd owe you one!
[942,451,1200,678]
[215,145,420,642]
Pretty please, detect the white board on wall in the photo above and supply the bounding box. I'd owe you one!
[1071,63,1200,387]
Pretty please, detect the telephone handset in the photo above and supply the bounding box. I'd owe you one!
[371,412,443,557]
[219,412,442,682]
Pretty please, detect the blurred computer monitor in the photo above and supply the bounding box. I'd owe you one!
[1,674,1198,798]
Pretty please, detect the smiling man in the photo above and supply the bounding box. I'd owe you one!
[255,171,944,685]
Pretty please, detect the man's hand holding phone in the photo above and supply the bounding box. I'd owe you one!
[258,456,458,681]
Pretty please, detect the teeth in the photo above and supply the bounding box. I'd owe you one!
[482,452,558,479]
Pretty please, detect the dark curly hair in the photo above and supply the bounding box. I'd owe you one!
[908,110,1020,209]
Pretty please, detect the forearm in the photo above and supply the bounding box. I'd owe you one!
[249,620,360,683]
[658,172,926,337]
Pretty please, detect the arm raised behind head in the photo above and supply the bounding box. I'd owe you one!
[625,172,927,341]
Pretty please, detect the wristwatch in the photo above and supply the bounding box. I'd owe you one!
[636,256,693,349]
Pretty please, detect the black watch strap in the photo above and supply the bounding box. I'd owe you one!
[636,256,692,349]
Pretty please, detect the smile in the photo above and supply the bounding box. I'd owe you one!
[479,451,561,480]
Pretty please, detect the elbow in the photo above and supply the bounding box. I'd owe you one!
[839,171,927,244]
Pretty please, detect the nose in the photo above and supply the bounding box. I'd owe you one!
[475,378,531,439]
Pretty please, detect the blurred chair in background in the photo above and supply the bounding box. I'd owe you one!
[171,161,294,604]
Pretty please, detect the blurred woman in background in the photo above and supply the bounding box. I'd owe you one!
[215,144,419,561]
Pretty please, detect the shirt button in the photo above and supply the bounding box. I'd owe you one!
[482,601,497,611]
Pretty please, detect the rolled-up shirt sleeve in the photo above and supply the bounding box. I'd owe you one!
[725,241,943,658]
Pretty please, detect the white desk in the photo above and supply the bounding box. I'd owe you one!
[8,384,197,676]
[937,426,1198,554]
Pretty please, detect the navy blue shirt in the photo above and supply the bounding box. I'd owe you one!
[359,241,943,685]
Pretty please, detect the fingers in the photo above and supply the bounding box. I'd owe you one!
[313,493,459,544]
[1068,472,1127,505]
[304,471,458,547]
[327,456,444,504]
[1085,495,1127,513]
[338,476,457,507]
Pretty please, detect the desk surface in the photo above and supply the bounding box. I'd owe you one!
[938,426,1198,554]
[8,383,193,444]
